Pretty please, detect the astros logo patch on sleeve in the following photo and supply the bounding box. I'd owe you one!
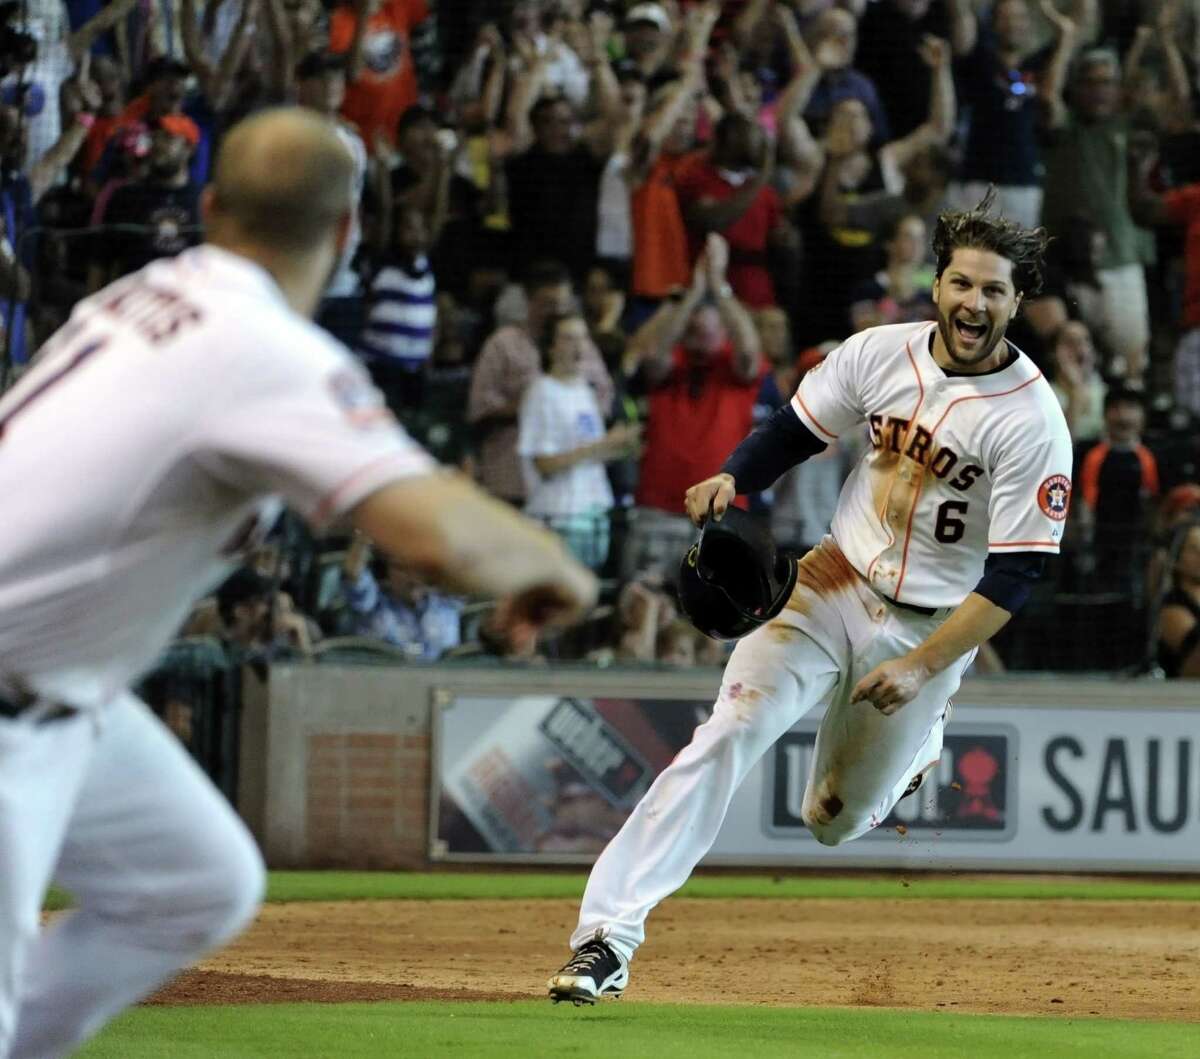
[1037,475,1071,520]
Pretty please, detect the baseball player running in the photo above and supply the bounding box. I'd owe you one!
[549,193,1072,1004]
[0,108,595,1058]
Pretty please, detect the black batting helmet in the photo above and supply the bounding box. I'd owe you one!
[677,507,798,641]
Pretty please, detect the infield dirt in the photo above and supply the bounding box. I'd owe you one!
[146,897,1199,1020]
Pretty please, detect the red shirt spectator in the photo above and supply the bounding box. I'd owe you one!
[675,114,788,308]
[330,0,428,152]
[1164,184,1200,330]
[638,339,764,514]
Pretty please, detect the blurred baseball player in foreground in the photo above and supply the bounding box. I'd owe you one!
[0,107,596,1058]
[550,191,1071,1004]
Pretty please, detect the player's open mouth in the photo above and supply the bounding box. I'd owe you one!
[954,319,988,343]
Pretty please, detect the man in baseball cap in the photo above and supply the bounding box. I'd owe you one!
[624,3,672,77]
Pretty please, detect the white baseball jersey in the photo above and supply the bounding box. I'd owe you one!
[0,245,435,711]
[791,320,1073,608]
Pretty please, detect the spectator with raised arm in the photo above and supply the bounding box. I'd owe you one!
[623,233,763,579]
[329,0,429,154]
[810,34,954,339]
[802,7,890,144]
[951,0,1091,229]
[1041,30,1154,385]
[675,112,796,309]
[626,5,717,317]
[506,65,623,284]
[856,0,976,138]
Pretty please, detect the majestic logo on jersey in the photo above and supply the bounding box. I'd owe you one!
[1037,475,1072,521]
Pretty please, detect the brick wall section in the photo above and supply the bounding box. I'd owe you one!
[305,731,430,867]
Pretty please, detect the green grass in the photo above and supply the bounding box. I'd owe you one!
[256,871,1200,904]
[44,871,1200,912]
[76,1001,1200,1059]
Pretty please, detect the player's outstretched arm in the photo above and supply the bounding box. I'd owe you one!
[851,593,1011,715]
[351,472,599,643]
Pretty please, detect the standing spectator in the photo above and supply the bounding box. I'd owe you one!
[675,112,796,309]
[518,312,641,570]
[627,40,709,316]
[1049,319,1106,441]
[360,205,436,409]
[112,59,202,167]
[847,211,936,332]
[802,7,890,144]
[339,534,463,660]
[951,0,1083,230]
[1078,388,1160,606]
[505,0,590,107]
[811,35,954,340]
[1155,519,1200,678]
[621,3,676,82]
[76,55,125,183]
[89,116,201,288]
[1127,134,1200,421]
[468,261,614,505]
[329,0,429,154]
[624,234,763,578]
[295,51,373,346]
[2,0,136,172]
[390,104,482,290]
[1041,44,1154,383]
[856,0,976,138]
[506,94,619,285]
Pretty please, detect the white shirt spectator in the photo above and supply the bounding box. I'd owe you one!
[596,151,632,261]
[518,374,613,519]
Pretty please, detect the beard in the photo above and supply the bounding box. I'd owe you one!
[936,306,1009,368]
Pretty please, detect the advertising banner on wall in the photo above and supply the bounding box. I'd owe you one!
[431,692,1200,871]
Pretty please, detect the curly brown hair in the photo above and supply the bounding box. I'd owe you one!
[932,187,1052,295]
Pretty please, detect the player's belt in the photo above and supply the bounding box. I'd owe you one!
[0,692,78,724]
[882,595,938,618]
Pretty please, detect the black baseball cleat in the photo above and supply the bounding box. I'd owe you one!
[548,938,628,1005]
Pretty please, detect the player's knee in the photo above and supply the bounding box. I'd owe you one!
[801,791,855,847]
[803,817,853,846]
[196,828,266,947]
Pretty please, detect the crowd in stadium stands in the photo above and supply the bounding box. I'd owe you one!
[2,0,1200,677]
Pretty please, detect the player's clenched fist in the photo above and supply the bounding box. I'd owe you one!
[850,653,933,715]
[684,473,737,527]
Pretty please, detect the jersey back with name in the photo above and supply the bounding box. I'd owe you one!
[791,321,1073,608]
[0,246,434,709]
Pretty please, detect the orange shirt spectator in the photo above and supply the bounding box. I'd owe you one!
[330,0,428,152]
[631,151,697,299]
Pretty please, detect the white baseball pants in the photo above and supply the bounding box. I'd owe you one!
[571,539,974,962]
[0,692,265,1058]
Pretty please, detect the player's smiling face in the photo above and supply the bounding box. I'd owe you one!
[932,248,1023,373]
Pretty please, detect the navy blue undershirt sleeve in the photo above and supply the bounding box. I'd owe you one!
[974,552,1046,615]
[720,403,828,493]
